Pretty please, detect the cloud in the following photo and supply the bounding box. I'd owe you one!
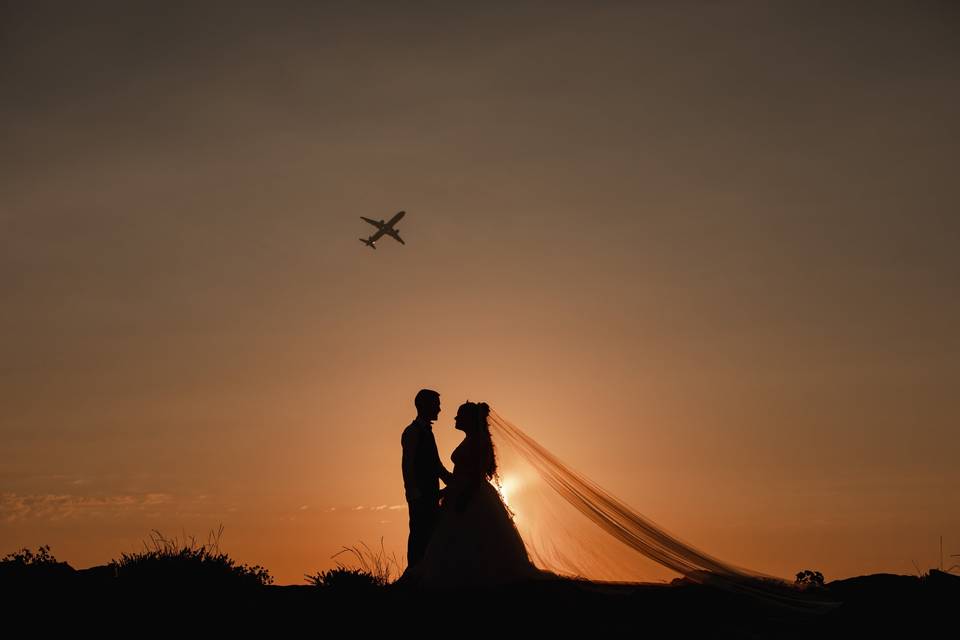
[0,494,31,523]
[329,503,407,514]
[1,491,176,522]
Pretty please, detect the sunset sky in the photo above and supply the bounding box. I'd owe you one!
[2,2,958,585]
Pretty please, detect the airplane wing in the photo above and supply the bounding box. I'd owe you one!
[358,211,405,249]
[385,210,405,228]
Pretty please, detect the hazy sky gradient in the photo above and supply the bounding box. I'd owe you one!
[2,1,958,584]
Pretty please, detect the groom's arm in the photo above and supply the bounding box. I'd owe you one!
[401,428,422,501]
[437,462,453,486]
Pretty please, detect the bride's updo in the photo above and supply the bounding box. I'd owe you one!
[459,401,496,479]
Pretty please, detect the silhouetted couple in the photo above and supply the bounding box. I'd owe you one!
[398,389,546,588]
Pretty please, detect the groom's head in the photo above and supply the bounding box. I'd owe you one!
[414,388,441,423]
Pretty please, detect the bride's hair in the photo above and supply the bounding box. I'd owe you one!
[461,401,497,480]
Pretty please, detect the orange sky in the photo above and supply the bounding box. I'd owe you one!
[2,2,958,585]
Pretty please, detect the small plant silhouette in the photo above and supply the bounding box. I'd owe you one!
[1,544,74,586]
[795,569,825,588]
[2,545,59,566]
[306,538,401,590]
[307,566,383,591]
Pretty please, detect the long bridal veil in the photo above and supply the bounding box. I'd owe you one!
[487,410,832,609]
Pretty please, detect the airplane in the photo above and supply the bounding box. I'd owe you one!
[359,210,406,249]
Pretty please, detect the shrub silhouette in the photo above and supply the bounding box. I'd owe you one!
[110,525,273,589]
[307,566,383,592]
[795,569,825,588]
[2,544,59,566]
[1,545,75,586]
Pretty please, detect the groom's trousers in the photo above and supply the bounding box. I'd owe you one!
[407,498,440,567]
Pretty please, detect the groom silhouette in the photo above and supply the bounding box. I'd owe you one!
[401,388,453,567]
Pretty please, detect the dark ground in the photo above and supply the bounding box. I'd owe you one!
[3,560,957,636]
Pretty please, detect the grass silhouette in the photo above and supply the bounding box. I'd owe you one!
[306,538,401,590]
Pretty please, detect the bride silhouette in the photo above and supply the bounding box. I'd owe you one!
[397,401,553,589]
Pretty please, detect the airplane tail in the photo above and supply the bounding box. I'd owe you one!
[360,237,376,249]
